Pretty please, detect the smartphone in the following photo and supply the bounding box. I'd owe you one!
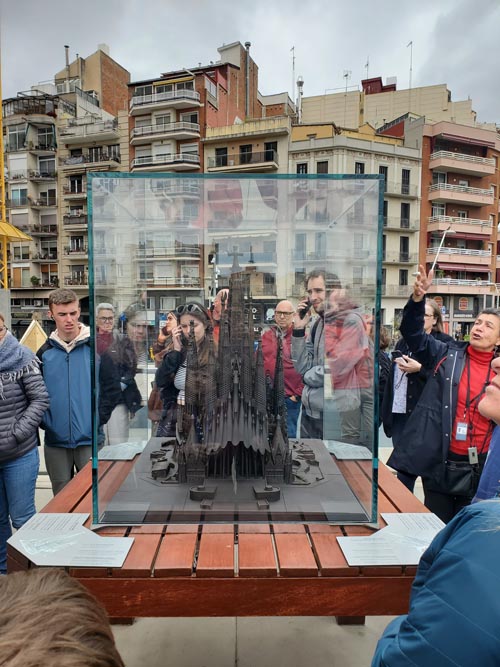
[391,350,403,361]
[297,297,311,319]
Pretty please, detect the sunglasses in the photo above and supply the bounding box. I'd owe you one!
[175,303,206,317]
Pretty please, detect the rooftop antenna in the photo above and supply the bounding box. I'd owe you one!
[296,76,304,123]
[407,41,413,111]
[365,56,369,80]
[343,70,351,127]
[290,46,295,106]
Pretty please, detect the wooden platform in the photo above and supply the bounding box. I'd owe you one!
[7,459,427,620]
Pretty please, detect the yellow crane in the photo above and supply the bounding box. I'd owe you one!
[0,43,31,290]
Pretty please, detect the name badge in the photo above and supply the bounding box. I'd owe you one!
[455,422,468,441]
[468,447,479,465]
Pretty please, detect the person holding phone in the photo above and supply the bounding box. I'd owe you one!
[382,298,452,492]
[155,302,212,437]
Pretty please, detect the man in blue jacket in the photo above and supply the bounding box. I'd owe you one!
[38,288,92,494]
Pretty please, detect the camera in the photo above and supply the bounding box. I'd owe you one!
[297,298,311,319]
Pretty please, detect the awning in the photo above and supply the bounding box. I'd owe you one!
[436,132,495,149]
[439,263,489,272]
[0,221,32,242]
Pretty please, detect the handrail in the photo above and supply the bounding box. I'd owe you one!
[429,183,493,196]
[430,151,495,167]
[428,215,492,227]
[131,121,200,139]
[426,247,491,257]
[434,278,491,286]
[131,153,200,167]
[130,89,200,109]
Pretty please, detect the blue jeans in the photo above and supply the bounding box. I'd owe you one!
[285,397,301,438]
[0,447,39,574]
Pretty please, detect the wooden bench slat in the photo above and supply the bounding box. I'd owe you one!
[196,533,234,577]
[111,534,161,578]
[274,533,318,577]
[309,533,360,576]
[154,533,197,576]
[238,533,277,577]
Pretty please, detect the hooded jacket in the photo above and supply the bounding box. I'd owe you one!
[0,331,49,463]
[37,324,92,448]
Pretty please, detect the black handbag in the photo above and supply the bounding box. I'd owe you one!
[443,459,484,498]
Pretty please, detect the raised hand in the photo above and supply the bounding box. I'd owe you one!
[413,264,434,302]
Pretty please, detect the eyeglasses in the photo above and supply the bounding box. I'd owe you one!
[175,303,206,317]
[275,311,294,317]
[424,313,434,318]
[98,316,114,323]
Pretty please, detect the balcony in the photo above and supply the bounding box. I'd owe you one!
[6,197,29,208]
[32,252,58,262]
[385,182,419,198]
[59,153,121,172]
[429,278,492,295]
[59,119,119,144]
[428,183,494,207]
[130,89,201,115]
[63,211,87,227]
[130,121,200,145]
[28,169,57,181]
[383,217,419,231]
[62,186,87,200]
[27,143,56,155]
[429,151,496,177]
[383,252,418,264]
[64,274,88,287]
[382,285,412,297]
[427,215,492,236]
[65,246,88,257]
[142,244,201,259]
[151,181,201,198]
[7,171,28,182]
[426,246,491,267]
[28,196,57,209]
[131,153,200,172]
[144,276,201,288]
[29,224,58,237]
[207,150,279,173]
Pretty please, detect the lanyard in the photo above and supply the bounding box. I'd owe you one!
[464,355,492,418]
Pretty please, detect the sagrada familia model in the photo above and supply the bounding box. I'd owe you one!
[151,252,294,503]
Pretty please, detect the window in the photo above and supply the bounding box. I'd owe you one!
[215,147,227,167]
[399,270,408,286]
[295,233,306,260]
[458,179,469,187]
[264,141,277,162]
[205,77,217,99]
[401,169,411,195]
[355,162,365,175]
[296,163,308,175]
[432,203,446,217]
[315,232,326,258]
[180,143,198,156]
[457,210,468,219]
[382,268,386,286]
[108,144,120,160]
[39,156,56,176]
[69,175,83,193]
[383,200,388,225]
[352,266,363,285]
[7,125,26,152]
[11,188,28,206]
[180,111,199,124]
[382,234,386,261]
[160,296,176,311]
[400,236,409,262]
[432,172,446,185]
[13,245,30,260]
[37,126,55,149]
[155,113,171,127]
[240,144,252,165]
[400,203,410,228]
[40,189,56,206]
[88,146,102,163]
[379,165,388,192]
[316,161,328,174]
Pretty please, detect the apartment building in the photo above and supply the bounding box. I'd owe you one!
[2,46,129,333]
[123,41,297,318]
[289,122,421,329]
[404,117,500,337]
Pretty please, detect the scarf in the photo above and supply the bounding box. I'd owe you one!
[0,331,40,399]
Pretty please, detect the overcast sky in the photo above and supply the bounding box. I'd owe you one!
[2,0,499,124]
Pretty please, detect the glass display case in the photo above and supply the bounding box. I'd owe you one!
[89,173,383,525]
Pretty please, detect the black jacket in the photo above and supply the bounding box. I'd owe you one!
[386,297,470,484]
[382,330,453,437]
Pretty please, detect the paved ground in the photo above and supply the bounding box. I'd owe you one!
[34,436,422,667]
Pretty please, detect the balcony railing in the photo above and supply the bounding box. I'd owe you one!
[64,275,88,286]
[6,197,29,207]
[428,183,493,196]
[63,213,88,225]
[430,151,495,167]
[65,246,88,255]
[385,182,418,197]
[130,121,200,140]
[59,119,118,138]
[29,197,57,207]
[130,89,200,110]
[30,225,58,235]
[382,285,412,297]
[131,153,200,168]
[427,247,491,257]
[63,185,87,197]
[383,217,419,231]
[8,171,28,181]
[383,252,418,263]
[60,153,121,167]
[144,276,201,287]
[28,169,57,180]
[32,252,58,261]
[428,215,492,229]
[142,245,201,258]
[434,278,491,287]
[207,150,278,169]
